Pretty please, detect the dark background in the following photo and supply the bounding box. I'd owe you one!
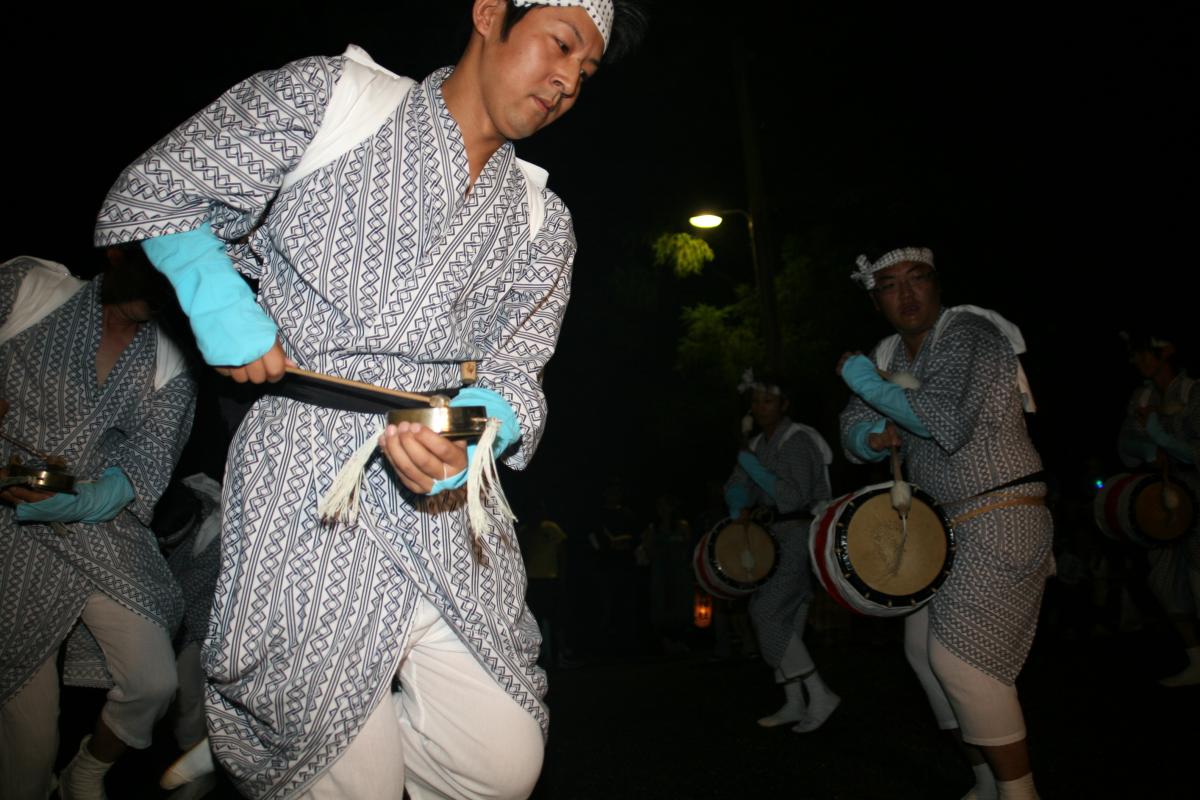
[3,2,1194,508]
[6,3,1197,798]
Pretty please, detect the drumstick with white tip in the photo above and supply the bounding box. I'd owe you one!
[889,446,912,515]
[1161,460,1180,516]
[889,446,911,576]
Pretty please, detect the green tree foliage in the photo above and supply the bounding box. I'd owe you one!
[652,232,715,278]
[672,235,880,431]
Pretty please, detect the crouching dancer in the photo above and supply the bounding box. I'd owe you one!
[0,251,196,800]
[725,374,839,733]
[95,2,644,797]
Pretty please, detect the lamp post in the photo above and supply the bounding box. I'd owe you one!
[689,208,780,372]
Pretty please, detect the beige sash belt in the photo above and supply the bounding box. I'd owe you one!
[948,495,1046,528]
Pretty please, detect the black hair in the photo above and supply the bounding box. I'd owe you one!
[499,1,648,63]
[99,245,173,315]
[1124,330,1185,371]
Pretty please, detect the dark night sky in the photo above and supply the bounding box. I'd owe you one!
[3,3,1193,513]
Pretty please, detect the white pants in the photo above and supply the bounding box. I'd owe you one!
[904,606,1026,747]
[0,593,177,800]
[300,598,544,800]
[1147,543,1200,616]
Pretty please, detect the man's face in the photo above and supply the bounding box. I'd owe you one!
[870,261,941,337]
[750,389,787,430]
[1131,347,1172,379]
[478,3,604,141]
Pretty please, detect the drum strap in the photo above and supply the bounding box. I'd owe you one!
[768,509,816,524]
[971,470,1049,498]
[949,495,1045,528]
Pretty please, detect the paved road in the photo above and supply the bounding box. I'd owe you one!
[67,606,1193,798]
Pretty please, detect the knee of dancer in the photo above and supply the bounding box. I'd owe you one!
[929,648,1025,746]
[118,662,180,713]
[472,713,545,800]
[403,690,546,800]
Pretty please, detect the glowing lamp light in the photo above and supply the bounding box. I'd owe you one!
[688,214,723,229]
[693,590,713,629]
[1094,479,1105,490]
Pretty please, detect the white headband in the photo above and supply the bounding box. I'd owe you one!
[737,368,781,396]
[512,0,614,49]
[850,247,935,289]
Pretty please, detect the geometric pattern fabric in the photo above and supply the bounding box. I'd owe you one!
[0,260,195,701]
[97,58,574,798]
[840,310,1054,684]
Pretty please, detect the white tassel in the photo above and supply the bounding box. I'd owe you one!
[318,426,385,524]
[467,419,516,553]
[317,419,516,565]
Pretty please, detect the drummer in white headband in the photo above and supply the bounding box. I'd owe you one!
[837,246,1053,800]
[94,2,646,798]
[725,371,840,733]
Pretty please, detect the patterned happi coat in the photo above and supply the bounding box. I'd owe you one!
[840,309,1054,683]
[725,419,832,669]
[1120,373,1200,469]
[96,57,574,798]
[1119,373,1200,608]
[0,258,195,702]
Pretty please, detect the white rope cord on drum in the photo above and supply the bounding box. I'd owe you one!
[1161,460,1180,519]
[738,520,757,578]
[888,446,912,577]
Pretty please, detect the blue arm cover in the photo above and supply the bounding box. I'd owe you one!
[1146,413,1195,464]
[1118,426,1159,465]
[841,355,931,438]
[724,481,751,518]
[140,224,277,366]
[428,387,521,495]
[736,451,778,501]
[847,418,890,463]
[16,467,136,524]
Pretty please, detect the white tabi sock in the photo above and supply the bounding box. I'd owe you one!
[996,772,1039,800]
[1159,646,1200,687]
[792,670,840,733]
[960,762,998,800]
[59,736,114,800]
[757,677,805,727]
[161,738,216,789]
[166,771,219,800]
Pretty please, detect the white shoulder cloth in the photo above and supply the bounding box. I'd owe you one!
[0,257,185,391]
[872,304,1037,413]
[283,45,548,240]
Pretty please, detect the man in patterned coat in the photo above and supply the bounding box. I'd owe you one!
[0,251,196,800]
[837,247,1052,800]
[1118,332,1200,686]
[96,2,642,798]
[724,375,839,733]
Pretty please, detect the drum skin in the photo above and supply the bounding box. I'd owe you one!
[692,518,779,600]
[810,481,955,617]
[1094,471,1198,547]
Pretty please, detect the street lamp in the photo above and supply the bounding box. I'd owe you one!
[689,208,779,372]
